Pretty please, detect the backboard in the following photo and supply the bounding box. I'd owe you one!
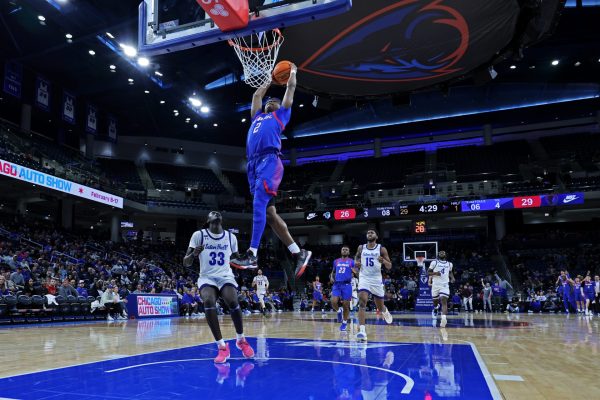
[138,0,352,55]
[402,241,438,263]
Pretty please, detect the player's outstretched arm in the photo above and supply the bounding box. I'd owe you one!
[354,245,363,269]
[379,247,392,270]
[281,63,297,109]
[251,85,269,118]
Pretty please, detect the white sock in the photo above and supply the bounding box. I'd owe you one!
[441,314,447,319]
[288,242,300,254]
[236,333,245,340]
[359,325,366,333]
[216,339,226,348]
[249,247,258,257]
[342,320,347,324]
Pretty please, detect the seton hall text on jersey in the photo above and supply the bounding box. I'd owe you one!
[204,243,229,251]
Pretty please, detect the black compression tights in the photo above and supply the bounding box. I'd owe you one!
[200,286,244,342]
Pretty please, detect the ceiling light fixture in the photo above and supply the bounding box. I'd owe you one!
[173,109,178,113]
[213,123,218,127]
[509,65,516,69]
[201,106,210,114]
[155,71,163,77]
[144,90,150,94]
[137,57,150,67]
[189,97,202,107]
[106,32,115,39]
[551,59,559,66]
[65,33,73,39]
[88,50,96,56]
[109,64,116,70]
[193,124,198,129]
[574,61,581,67]
[241,118,246,122]
[128,78,134,83]
[120,44,137,58]
[38,15,45,21]
[299,104,304,108]
[160,100,165,104]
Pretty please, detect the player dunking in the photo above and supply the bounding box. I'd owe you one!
[428,251,455,328]
[252,269,269,315]
[230,64,311,277]
[355,229,393,342]
[183,212,254,363]
[329,245,354,331]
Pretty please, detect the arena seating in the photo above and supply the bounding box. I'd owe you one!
[96,158,145,191]
[146,163,226,193]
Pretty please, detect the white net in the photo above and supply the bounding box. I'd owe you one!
[416,256,426,268]
[229,29,284,88]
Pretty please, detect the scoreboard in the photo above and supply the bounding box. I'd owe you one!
[461,193,584,212]
[304,192,584,222]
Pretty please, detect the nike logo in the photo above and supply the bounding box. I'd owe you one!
[306,213,317,220]
[563,195,579,204]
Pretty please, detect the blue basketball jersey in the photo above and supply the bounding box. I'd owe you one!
[333,258,354,283]
[314,282,322,292]
[584,281,594,295]
[247,107,291,158]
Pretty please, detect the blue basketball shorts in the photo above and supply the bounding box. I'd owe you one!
[313,291,323,301]
[247,153,284,198]
[331,283,352,301]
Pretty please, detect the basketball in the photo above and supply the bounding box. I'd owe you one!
[272,60,293,85]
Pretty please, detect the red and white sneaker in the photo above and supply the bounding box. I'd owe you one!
[236,338,255,359]
[214,343,230,364]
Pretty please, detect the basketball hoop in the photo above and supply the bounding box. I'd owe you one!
[416,256,426,267]
[229,29,284,88]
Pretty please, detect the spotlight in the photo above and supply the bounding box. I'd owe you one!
[144,90,150,94]
[106,32,115,39]
[155,71,163,77]
[160,100,165,104]
[201,106,210,114]
[128,78,134,83]
[213,123,218,127]
[65,33,73,39]
[509,65,516,69]
[551,60,559,66]
[109,64,116,70]
[88,50,96,56]
[38,15,45,21]
[241,118,246,122]
[120,44,137,57]
[137,57,150,67]
[189,97,202,107]
[193,124,198,129]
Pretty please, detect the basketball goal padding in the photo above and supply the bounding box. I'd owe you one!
[195,0,249,32]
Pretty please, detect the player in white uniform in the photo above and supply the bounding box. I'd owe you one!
[183,211,255,363]
[354,229,393,342]
[252,269,269,315]
[351,276,359,311]
[428,251,455,328]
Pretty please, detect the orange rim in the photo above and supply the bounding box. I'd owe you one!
[228,28,283,52]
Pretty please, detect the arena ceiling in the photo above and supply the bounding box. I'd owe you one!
[1,1,599,147]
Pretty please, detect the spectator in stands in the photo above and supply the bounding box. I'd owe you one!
[181,288,199,317]
[58,278,78,297]
[506,297,520,313]
[0,274,13,295]
[44,277,58,295]
[491,281,502,312]
[450,293,461,313]
[89,280,104,298]
[133,283,145,294]
[9,266,25,290]
[461,284,473,312]
[101,284,126,321]
[23,278,42,296]
[405,276,417,296]
[482,280,492,312]
[76,280,89,297]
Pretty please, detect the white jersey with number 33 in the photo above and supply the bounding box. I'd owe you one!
[188,229,238,278]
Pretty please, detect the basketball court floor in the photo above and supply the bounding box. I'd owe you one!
[1,312,598,399]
